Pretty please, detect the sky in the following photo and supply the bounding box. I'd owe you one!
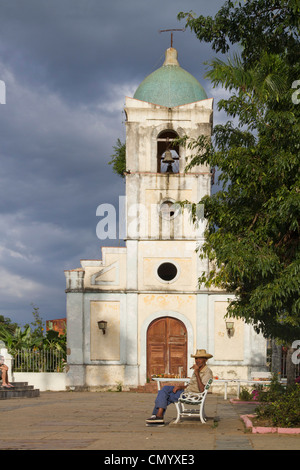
[0,0,230,327]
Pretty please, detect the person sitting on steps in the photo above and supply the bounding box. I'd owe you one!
[0,355,14,388]
[146,349,213,426]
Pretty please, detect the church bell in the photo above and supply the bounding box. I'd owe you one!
[162,149,174,163]
[162,149,174,173]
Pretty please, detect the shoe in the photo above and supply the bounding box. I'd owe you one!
[146,415,164,426]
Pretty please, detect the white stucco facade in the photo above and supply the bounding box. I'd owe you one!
[64,48,267,390]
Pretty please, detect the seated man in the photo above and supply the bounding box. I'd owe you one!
[146,349,213,426]
[0,355,14,388]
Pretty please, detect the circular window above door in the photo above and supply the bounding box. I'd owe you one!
[157,262,179,283]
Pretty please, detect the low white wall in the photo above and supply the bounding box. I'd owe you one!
[13,372,67,391]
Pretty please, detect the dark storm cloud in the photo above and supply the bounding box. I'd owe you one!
[0,0,227,325]
[0,0,225,103]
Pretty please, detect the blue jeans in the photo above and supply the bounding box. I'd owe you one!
[152,385,183,416]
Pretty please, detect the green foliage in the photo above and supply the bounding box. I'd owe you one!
[108,138,126,178]
[255,373,285,402]
[0,315,18,335]
[177,0,300,342]
[42,329,66,354]
[0,308,66,356]
[27,304,44,340]
[0,325,34,353]
[116,381,123,392]
[255,385,300,427]
[13,347,66,373]
[178,0,300,68]
[239,387,253,401]
[239,375,300,427]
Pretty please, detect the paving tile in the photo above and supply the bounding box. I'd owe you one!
[215,436,253,450]
[0,391,298,451]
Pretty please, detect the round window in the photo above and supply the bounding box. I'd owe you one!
[159,200,180,220]
[157,262,178,282]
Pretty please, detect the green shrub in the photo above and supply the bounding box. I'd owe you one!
[239,387,253,401]
[255,385,300,428]
[255,372,285,402]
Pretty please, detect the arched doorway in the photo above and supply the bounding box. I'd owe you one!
[147,317,187,380]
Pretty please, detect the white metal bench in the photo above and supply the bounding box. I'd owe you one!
[174,378,213,424]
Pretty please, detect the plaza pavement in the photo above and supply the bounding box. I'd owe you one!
[0,390,299,452]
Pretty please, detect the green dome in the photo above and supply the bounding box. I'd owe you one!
[133,48,207,107]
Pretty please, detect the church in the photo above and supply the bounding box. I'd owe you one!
[64,45,267,390]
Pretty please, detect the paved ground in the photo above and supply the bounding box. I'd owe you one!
[0,391,299,452]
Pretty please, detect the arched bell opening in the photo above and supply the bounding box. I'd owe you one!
[157,130,180,174]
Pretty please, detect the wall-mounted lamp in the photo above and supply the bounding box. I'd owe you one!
[226,321,235,338]
[97,320,108,334]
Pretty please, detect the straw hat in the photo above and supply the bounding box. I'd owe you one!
[191,349,213,359]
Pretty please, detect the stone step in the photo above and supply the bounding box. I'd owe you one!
[1,382,34,390]
[0,382,40,399]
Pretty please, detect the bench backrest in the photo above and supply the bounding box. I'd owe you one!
[178,378,213,404]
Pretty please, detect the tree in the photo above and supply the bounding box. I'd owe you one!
[28,304,44,340]
[108,138,126,178]
[178,0,299,68]
[0,307,66,357]
[177,0,300,352]
[0,325,36,354]
[0,315,18,335]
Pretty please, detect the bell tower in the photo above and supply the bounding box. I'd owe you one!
[124,46,213,242]
[123,47,213,381]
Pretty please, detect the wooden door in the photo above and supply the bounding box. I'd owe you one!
[147,317,187,379]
